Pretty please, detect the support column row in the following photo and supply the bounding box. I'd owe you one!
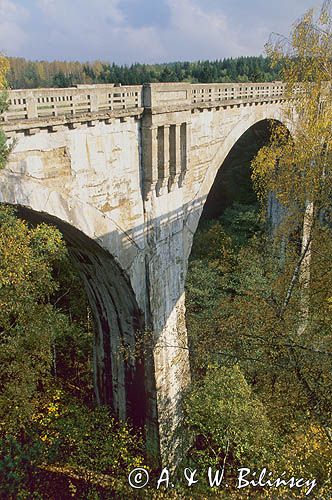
[143,121,190,199]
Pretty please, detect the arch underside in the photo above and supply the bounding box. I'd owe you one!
[201,118,273,219]
[185,112,291,261]
[204,114,290,216]
[1,202,146,428]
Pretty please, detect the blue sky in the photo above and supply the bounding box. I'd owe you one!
[0,0,323,63]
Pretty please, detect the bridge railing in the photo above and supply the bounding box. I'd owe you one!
[0,82,287,124]
[0,85,143,122]
[190,82,286,104]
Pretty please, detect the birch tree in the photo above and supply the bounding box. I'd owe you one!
[251,0,332,440]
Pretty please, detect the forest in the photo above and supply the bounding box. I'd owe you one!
[1,2,332,499]
[7,55,280,89]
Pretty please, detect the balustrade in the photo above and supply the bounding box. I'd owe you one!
[0,82,286,124]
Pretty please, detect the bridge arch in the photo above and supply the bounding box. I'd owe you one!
[184,110,292,262]
[0,181,148,429]
[183,112,292,386]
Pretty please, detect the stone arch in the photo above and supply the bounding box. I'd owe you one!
[0,180,147,428]
[201,110,292,206]
[185,110,292,262]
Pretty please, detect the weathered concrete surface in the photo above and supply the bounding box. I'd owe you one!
[0,82,290,465]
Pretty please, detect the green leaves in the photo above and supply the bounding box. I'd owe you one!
[185,365,275,469]
[0,207,67,432]
[185,194,332,494]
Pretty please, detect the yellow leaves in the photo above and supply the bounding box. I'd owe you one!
[253,69,332,211]
[320,0,332,25]
[31,390,63,445]
[282,423,332,480]
[251,121,296,205]
[0,213,32,278]
[277,2,332,85]
[0,54,9,89]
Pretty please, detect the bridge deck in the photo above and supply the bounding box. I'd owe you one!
[1,82,286,130]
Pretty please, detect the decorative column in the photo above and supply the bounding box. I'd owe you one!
[174,124,182,187]
[142,125,159,199]
[179,122,189,187]
[156,125,170,196]
[168,124,182,191]
[26,96,38,119]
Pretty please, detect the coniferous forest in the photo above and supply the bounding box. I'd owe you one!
[1,3,332,499]
[7,56,281,89]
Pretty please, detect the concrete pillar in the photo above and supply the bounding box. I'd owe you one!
[156,125,170,196]
[179,122,188,187]
[90,92,99,113]
[143,125,159,199]
[168,124,182,191]
[174,124,182,187]
[143,199,191,465]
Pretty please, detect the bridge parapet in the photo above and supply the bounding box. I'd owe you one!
[1,82,287,125]
[145,81,286,110]
[0,84,143,123]
[190,81,285,104]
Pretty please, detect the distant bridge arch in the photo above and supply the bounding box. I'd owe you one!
[198,115,292,221]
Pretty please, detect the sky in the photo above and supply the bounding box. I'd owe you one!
[0,0,324,64]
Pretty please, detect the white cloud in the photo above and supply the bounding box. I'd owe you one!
[162,0,245,59]
[27,0,167,62]
[110,0,255,62]
[0,0,264,62]
[1,0,317,62]
[0,0,29,54]
[36,0,125,32]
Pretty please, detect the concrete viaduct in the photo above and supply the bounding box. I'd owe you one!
[0,81,289,464]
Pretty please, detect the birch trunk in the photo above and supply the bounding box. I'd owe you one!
[297,199,314,336]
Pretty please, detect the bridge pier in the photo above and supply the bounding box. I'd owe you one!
[143,202,191,464]
[141,85,195,463]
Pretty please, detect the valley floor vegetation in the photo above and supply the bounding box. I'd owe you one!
[1,199,331,499]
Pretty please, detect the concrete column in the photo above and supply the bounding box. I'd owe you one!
[90,92,99,113]
[145,213,191,466]
[156,125,170,196]
[164,125,170,170]
[150,126,159,192]
[142,108,192,465]
[168,124,182,191]
[174,124,182,187]
[179,122,189,187]
[143,125,159,199]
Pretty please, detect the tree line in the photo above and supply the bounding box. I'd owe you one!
[7,55,281,89]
